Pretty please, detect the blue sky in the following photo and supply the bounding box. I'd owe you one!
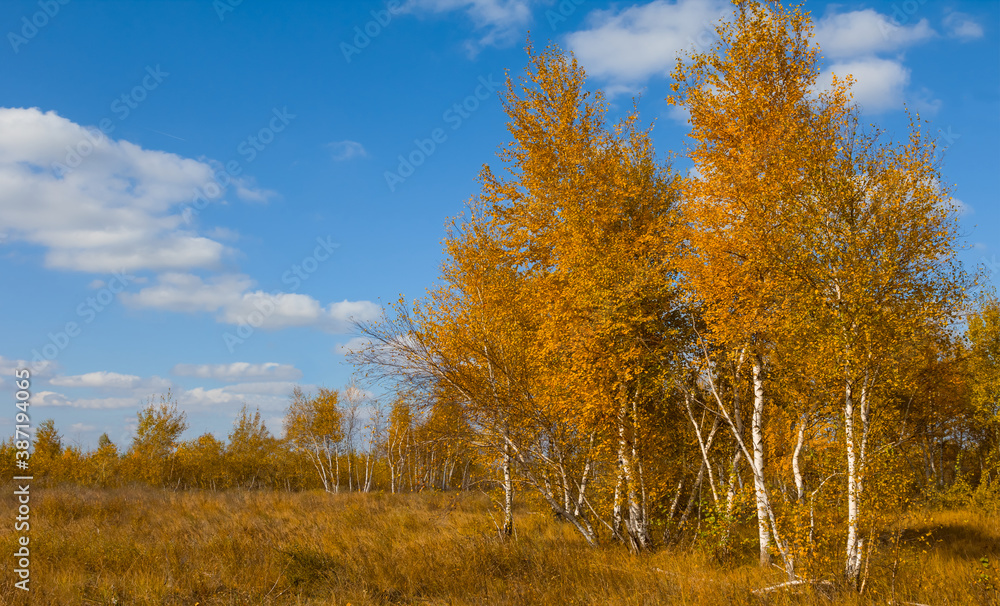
[0,0,996,449]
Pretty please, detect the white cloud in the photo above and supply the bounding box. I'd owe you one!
[818,58,910,114]
[812,9,935,59]
[328,140,367,161]
[566,0,729,84]
[35,370,309,410]
[33,390,140,409]
[50,371,145,390]
[171,362,303,382]
[325,300,383,332]
[0,109,367,339]
[122,272,380,332]
[33,391,70,406]
[122,272,254,313]
[948,197,972,217]
[404,0,536,50]
[222,381,302,396]
[601,83,644,99]
[39,371,173,411]
[206,226,240,241]
[0,108,264,273]
[911,86,943,115]
[219,291,330,330]
[566,4,944,115]
[809,9,945,114]
[267,415,287,437]
[0,355,57,381]
[943,12,984,41]
[179,381,309,410]
[31,364,354,416]
[177,387,244,407]
[666,104,691,125]
[233,180,273,203]
[70,423,97,432]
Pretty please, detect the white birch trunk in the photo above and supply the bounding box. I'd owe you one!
[347,451,353,492]
[627,397,650,550]
[751,360,773,567]
[793,413,807,502]
[685,392,720,506]
[844,379,862,583]
[334,448,341,494]
[612,427,625,539]
[845,375,871,584]
[574,434,595,518]
[502,443,514,537]
[309,439,331,492]
[364,450,373,492]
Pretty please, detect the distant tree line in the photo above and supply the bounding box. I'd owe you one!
[0,388,487,495]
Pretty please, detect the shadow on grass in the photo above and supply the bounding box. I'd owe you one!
[898,522,1000,560]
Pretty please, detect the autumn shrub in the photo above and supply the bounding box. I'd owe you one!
[971,476,1000,513]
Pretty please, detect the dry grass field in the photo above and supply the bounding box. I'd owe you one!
[0,486,997,605]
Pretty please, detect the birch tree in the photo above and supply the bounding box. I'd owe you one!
[482,42,688,550]
[668,0,850,576]
[127,392,189,486]
[226,404,278,489]
[285,387,344,493]
[967,294,1000,479]
[800,111,968,585]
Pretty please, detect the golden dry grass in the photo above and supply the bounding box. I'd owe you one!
[0,486,996,605]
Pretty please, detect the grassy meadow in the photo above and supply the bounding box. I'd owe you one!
[1,486,997,605]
